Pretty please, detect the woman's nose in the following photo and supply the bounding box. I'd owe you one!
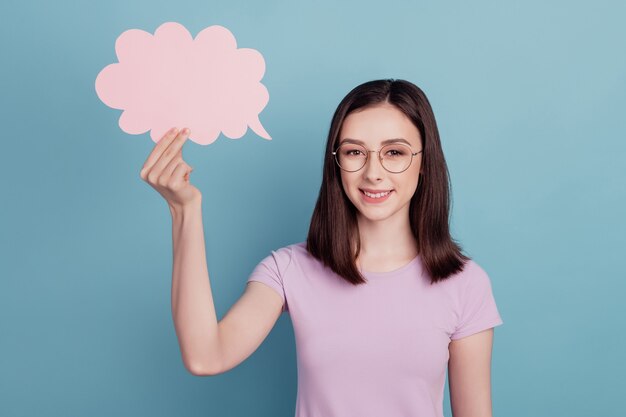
[362,151,384,179]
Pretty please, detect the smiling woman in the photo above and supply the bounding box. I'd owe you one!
[308,79,468,283]
[333,103,426,262]
[248,79,503,417]
[141,78,503,417]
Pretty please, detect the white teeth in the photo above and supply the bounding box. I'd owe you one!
[363,190,390,198]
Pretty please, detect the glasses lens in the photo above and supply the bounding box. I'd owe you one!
[380,144,413,173]
[335,144,367,171]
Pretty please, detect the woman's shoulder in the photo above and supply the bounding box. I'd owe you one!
[267,241,306,256]
[438,258,496,298]
[261,241,308,266]
[267,241,324,272]
[431,257,489,287]
[459,258,492,283]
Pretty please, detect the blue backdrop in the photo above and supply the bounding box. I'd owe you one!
[1,0,625,416]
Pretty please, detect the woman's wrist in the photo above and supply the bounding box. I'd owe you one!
[169,197,202,219]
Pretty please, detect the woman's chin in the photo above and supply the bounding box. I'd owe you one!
[356,209,393,223]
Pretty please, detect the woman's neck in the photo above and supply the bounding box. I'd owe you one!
[355,212,418,261]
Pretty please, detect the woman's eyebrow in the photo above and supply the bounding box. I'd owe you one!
[339,138,412,146]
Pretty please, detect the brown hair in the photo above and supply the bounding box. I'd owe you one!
[306,78,470,285]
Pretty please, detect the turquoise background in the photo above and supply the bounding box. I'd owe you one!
[1,0,625,416]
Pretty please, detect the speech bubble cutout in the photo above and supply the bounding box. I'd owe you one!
[95,22,271,145]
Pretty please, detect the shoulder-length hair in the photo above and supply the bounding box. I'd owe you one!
[306,78,470,285]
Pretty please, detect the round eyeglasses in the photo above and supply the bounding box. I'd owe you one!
[332,142,423,173]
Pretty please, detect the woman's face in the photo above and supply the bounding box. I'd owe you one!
[337,102,423,225]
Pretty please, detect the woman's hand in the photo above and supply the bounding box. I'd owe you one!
[139,127,201,212]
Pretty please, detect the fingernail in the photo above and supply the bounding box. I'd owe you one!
[182,128,189,135]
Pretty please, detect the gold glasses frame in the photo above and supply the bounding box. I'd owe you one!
[332,142,423,173]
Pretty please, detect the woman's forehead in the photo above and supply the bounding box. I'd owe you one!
[338,119,421,147]
[339,106,421,147]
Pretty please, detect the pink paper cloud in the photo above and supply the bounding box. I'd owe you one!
[95,22,271,145]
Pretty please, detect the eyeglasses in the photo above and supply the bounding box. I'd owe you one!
[332,142,423,173]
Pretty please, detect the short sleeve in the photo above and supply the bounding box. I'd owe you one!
[450,260,503,340]
[247,246,292,313]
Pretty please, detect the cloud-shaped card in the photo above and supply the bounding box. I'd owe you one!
[95,22,271,145]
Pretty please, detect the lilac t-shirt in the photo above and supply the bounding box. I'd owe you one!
[247,241,503,417]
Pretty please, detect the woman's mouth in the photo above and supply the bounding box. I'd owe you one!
[360,189,393,203]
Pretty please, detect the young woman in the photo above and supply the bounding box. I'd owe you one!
[140,79,504,417]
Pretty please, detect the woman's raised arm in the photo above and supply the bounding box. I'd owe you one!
[140,127,283,375]
[168,202,284,376]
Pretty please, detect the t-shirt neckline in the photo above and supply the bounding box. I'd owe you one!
[360,255,421,278]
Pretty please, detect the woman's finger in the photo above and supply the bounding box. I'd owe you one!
[159,151,184,186]
[150,128,191,179]
[140,127,180,179]
[168,161,192,190]
[183,166,193,182]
